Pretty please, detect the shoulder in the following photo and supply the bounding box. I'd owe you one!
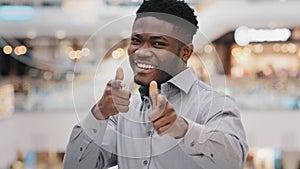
[191,79,238,112]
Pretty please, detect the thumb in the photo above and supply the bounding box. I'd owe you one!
[115,67,124,80]
[149,81,159,108]
[112,67,124,89]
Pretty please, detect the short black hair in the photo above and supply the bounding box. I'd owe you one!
[136,0,198,43]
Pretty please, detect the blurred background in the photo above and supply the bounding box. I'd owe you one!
[0,0,300,169]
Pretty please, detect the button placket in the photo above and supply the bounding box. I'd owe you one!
[147,130,153,136]
[190,141,195,147]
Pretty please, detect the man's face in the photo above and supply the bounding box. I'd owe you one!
[128,16,185,86]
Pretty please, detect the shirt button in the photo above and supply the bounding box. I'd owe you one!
[79,147,83,151]
[147,130,152,136]
[190,141,195,147]
[92,129,97,133]
[210,153,214,158]
[143,160,148,166]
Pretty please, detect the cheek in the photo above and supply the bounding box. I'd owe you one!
[128,49,135,65]
[158,53,178,67]
[127,47,133,56]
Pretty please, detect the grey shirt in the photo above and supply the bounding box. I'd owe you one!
[63,68,248,169]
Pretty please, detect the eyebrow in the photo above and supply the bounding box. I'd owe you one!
[150,36,168,41]
[132,33,142,38]
[132,32,169,41]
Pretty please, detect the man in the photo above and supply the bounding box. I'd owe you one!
[63,0,248,169]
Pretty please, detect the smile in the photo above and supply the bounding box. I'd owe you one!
[136,63,155,70]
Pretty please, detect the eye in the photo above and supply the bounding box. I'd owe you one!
[130,37,141,45]
[153,41,167,47]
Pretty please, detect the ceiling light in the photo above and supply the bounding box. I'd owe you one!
[287,43,297,53]
[231,66,244,78]
[55,30,66,39]
[69,51,76,60]
[235,26,291,46]
[253,44,264,53]
[3,45,13,55]
[65,47,73,54]
[81,48,90,57]
[281,44,288,53]
[43,71,53,81]
[26,29,37,39]
[273,43,281,52]
[14,46,27,56]
[112,48,125,59]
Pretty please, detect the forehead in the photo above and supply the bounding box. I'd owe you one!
[132,16,176,38]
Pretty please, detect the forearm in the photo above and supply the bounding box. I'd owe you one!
[63,111,118,169]
[179,118,248,169]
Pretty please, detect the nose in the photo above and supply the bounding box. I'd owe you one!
[135,49,152,58]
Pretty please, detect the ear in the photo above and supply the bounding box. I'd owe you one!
[179,44,193,63]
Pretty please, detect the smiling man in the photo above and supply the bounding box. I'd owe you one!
[63,0,248,169]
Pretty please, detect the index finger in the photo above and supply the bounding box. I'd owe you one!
[112,67,125,89]
[149,81,159,108]
[148,94,167,122]
[115,67,124,80]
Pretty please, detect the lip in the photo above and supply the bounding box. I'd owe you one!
[134,61,157,73]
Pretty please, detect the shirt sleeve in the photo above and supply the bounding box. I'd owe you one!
[63,107,118,169]
[179,94,248,169]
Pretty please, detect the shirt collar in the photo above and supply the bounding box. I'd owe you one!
[163,67,197,94]
[138,68,197,100]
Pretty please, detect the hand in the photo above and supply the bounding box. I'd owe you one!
[148,81,188,138]
[93,67,131,120]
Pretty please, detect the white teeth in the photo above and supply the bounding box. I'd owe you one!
[137,63,155,69]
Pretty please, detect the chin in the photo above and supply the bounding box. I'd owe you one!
[133,70,172,86]
[134,76,151,86]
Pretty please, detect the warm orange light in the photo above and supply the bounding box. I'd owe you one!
[243,47,251,54]
[287,43,297,53]
[253,44,264,53]
[68,50,82,60]
[65,47,73,54]
[281,44,288,53]
[14,45,27,55]
[231,47,242,57]
[231,66,244,78]
[273,43,281,52]
[3,45,12,55]
[112,48,125,59]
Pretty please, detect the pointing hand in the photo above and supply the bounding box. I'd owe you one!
[93,67,131,120]
[148,81,188,138]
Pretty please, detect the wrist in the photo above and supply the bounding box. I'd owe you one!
[171,116,189,139]
[92,104,109,120]
[177,117,189,138]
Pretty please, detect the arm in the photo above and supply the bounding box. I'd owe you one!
[179,95,248,169]
[63,67,131,169]
[148,81,247,169]
[63,108,118,169]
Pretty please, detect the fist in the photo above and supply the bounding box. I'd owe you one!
[93,67,131,120]
[148,81,188,138]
